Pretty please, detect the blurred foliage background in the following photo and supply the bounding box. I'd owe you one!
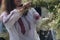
[29,0,60,40]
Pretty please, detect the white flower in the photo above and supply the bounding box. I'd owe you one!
[58,9,60,13]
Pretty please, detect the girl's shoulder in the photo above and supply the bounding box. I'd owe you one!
[29,8,35,11]
[0,11,7,17]
[0,11,7,21]
[28,8,36,13]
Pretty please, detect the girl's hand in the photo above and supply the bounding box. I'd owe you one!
[23,1,31,9]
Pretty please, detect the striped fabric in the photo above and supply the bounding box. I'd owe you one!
[1,8,40,40]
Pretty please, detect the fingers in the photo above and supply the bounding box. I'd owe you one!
[17,1,32,14]
[23,1,31,9]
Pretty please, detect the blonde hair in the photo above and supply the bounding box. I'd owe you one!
[0,0,6,13]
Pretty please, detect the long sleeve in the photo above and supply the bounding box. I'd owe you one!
[3,9,23,26]
[31,8,40,24]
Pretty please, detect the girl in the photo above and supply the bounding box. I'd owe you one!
[0,0,40,40]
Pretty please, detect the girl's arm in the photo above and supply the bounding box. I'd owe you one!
[3,9,23,25]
